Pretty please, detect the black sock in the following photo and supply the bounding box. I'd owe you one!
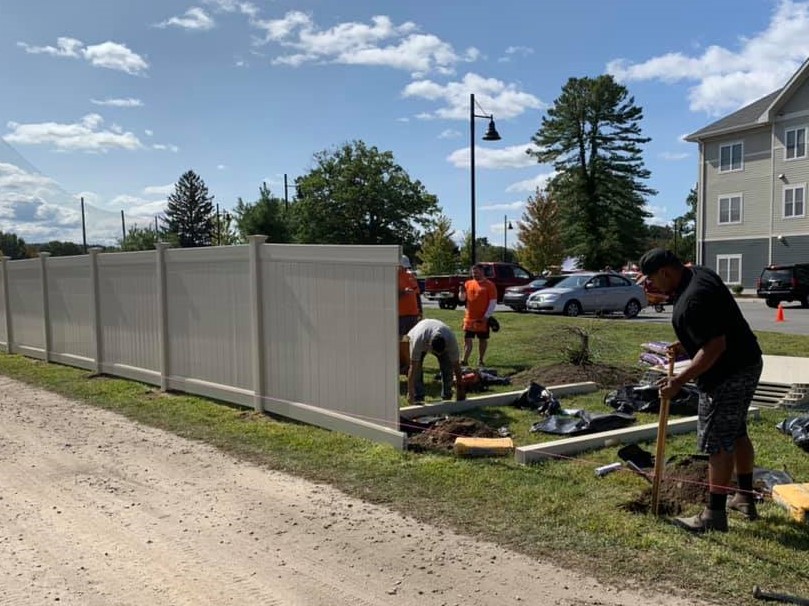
[709,492,727,511]
[737,472,754,494]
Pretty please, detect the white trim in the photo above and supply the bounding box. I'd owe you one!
[784,126,808,161]
[783,183,807,219]
[717,192,743,225]
[703,235,770,242]
[775,108,809,122]
[719,141,744,173]
[716,254,742,285]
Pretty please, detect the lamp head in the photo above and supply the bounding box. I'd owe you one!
[482,118,501,141]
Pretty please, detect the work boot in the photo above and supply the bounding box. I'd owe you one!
[673,507,728,533]
[727,493,759,521]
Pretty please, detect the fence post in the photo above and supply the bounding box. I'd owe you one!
[1,256,12,354]
[156,242,170,391]
[39,252,52,362]
[249,235,267,412]
[88,247,103,374]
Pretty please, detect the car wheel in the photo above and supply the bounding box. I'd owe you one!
[654,304,665,313]
[766,298,779,309]
[624,299,641,318]
[438,301,447,310]
[802,297,809,309]
[563,300,582,317]
[445,301,458,311]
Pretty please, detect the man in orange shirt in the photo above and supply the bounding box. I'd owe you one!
[398,255,422,337]
[458,263,498,367]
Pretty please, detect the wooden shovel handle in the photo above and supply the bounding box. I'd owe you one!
[651,355,676,516]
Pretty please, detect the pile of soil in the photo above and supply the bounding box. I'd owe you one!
[621,455,709,516]
[510,362,642,391]
[408,417,498,453]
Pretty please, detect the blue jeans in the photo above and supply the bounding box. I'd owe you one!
[414,352,455,401]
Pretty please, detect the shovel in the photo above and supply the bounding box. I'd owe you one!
[651,354,675,516]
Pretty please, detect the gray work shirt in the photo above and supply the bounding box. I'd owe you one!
[407,319,459,362]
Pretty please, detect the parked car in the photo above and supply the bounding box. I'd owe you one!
[503,275,565,311]
[525,272,647,318]
[423,262,534,309]
[757,263,809,308]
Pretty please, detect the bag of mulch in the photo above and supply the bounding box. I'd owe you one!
[604,382,699,416]
[776,415,809,452]
[513,382,560,415]
[529,410,635,436]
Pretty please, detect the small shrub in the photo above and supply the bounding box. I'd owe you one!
[731,284,744,295]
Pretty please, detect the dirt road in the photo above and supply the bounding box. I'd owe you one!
[0,376,711,605]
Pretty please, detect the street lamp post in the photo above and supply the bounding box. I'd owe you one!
[469,93,501,265]
[502,215,513,261]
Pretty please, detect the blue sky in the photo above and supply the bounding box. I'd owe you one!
[0,0,806,245]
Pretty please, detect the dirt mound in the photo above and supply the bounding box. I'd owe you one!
[621,455,709,516]
[408,417,498,453]
[510,362,642,391]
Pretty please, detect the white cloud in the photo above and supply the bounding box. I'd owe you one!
[606,0,809,114]
[498,45,534,63]
[644,204,671,227]
[18,37,148,75]
[217,164,227,170]
[155,7,215,31]
[505,171,556,193]
[4,115,142,152]
[252,12,478,76]
[91,97,143,108]
[403,72,543,120]
[152,143,179,152]
[438,129,461,139]
[447,143,536,169]
[395,117,410,123]
[480,201,525,211]
[659,151,690,161]
[142,184,174,196]
[144,129,154,137]
[204,0,258,18]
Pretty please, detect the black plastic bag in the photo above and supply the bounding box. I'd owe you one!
[529,410,635,436]
[776,415,809,452]
[604,382,700,415]
[513,382,560,415]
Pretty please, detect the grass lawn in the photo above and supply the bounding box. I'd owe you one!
[0,308,808,605]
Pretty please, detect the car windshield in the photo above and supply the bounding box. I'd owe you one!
[552,275,593,289]
[761,269,792,282]
[528,279,548,288]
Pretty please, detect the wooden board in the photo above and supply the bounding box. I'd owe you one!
[453,437,514,457]
[772,483,809,523]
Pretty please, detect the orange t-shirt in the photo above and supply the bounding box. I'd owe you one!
[398,269,420,317]
[462,279,497,331]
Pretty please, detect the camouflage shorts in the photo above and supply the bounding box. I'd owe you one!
[697,359,763,454]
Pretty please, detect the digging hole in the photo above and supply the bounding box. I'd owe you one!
[621,455,709,516]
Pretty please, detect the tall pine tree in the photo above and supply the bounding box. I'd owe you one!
[515,188,564,274]
[530,75,655,269]
[164,170,215,247]
[418,215,458,274]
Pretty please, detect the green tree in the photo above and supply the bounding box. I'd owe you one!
[233,184,290,243]
[459,234,499,266]
[515,188,565,274]
[119,226,159,251]
[38,240,84,256]
[0,230,28,259]
[418,215,458,274]
[673,186,697,262]
[530,75,655,270]
[164,170,215,247]
[293,141,440,251]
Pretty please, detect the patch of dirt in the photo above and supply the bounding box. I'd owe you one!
[407,416,497,453]
[510,362,643,391]
[621,455,709,516]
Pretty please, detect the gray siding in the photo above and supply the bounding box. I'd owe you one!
[771,234,809,265]
[703,127,772,241]
[703,239,768,288]
[779,78,809,115]
[773,114,809,235]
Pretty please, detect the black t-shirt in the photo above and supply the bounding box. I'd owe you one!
[671,266,762,391]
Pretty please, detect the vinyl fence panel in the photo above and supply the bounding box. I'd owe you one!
[7,258,45,356]
[47,256,94,368]
[97,251,161,383]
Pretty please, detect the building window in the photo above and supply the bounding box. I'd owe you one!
[716,254,742,285]
[784,184,806,218]
[718,194,743,224]
[785,127,807,160]
[719,142,743,172]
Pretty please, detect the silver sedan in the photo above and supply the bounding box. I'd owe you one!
[526,272,647,318]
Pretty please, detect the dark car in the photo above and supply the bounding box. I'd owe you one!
[503,275,565,311]
[757,263,809,308]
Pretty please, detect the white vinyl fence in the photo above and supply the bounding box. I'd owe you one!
[0,237,406,448]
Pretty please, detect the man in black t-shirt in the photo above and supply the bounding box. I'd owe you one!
[639,248,763,533]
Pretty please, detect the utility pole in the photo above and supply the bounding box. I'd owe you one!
[120,210,126,246]
[80,197,87,254]
[284,173,289,213]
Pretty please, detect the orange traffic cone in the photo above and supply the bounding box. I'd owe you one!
[776,302,786,323]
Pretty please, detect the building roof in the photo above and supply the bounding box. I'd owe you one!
[684,89,781,142]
